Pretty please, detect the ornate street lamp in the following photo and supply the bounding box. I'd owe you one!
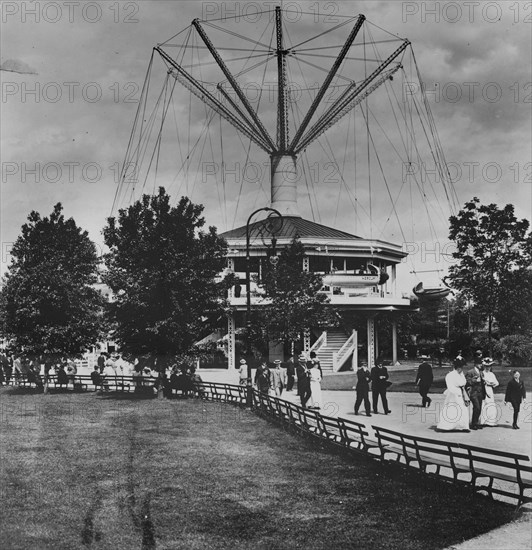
[245,207,283,406]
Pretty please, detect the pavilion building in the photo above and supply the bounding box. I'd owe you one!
[219,214,417,373]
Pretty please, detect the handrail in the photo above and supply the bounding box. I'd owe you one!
[333,331,357,371]
[310,330,327,354]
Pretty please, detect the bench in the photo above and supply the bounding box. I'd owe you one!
[317,414,343,444]
[454,442,532,506]
[373,426,532,506]
[373,426,470,481]
[338,418,380,456]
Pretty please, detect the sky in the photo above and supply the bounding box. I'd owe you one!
[1,0,531,291]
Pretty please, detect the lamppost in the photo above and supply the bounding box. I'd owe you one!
[245,207,283,406]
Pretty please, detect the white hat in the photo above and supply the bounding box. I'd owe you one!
[274,359,282,365]
[239,359,247,364]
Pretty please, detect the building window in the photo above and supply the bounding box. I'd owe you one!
[309,256,331,273]
[332,257,345,272]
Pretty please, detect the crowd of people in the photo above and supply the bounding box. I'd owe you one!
[1,348,527,429]
[0,350,204,397]
[434,350,527,431]
[238,351,323,409]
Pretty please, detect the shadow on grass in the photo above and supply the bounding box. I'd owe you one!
[0,393,520,550]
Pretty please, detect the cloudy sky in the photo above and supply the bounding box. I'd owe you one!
[1,0,531,290]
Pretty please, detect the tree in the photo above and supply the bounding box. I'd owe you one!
[447,197,532,344]
[103,187,230,367]
[0,204,103,356]
[495,269,532,336]
[256,238,334,349]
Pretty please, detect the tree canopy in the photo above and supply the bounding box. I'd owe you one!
[256,238,334,346]
[447,197,532,338]
[0,204,103,356]
[103,188,230,363]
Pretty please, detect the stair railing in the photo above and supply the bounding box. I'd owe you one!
[309,331,327,355]
[332,331,357,372]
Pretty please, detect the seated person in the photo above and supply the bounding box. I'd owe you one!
[190,367,204,397]
[90,366,103,390]
[56,364,69,386]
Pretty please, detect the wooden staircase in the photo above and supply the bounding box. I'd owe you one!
[313,330,352,373]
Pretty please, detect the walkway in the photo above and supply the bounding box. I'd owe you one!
[200,369,532,550]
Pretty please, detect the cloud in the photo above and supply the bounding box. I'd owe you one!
[0,58,38,75]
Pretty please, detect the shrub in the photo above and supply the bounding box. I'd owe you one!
[493,334,532,368]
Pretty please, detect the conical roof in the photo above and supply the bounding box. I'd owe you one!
[220,216,361,241]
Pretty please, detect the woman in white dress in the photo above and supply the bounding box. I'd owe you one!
[308,363,322,410]
[480,358,499,426]
[437,362,470,431]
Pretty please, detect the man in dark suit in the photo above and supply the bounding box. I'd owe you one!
[370,361,391,414]
[354,365,372,416]
[285,355,295,392]
[296,353,311,408]
[415,356,434,407]
[465,361,486,430]
[505,370,527,429]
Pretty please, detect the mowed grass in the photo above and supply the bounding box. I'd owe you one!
[0,389,518,550]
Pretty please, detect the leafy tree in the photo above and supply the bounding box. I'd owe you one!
[495,269,532,336]
[103,187,230,368]
[256,238,334,348]
[0,204,103,356]
[447,197,532,344]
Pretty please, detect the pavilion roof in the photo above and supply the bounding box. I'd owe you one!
[220,216,362,241]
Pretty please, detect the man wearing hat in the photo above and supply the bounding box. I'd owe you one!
[271,359,286,397]
[466,355,487,430]
[296,353,312,408]
[285,355,296,392]
[415,356,434,408]
[238,359,248,386]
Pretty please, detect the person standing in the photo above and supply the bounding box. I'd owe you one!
[415,356,434,407]
[0,351,8,385]
[285,355,296,392]
[296,353,311,408]
[436,347,445,369]
[465,359,486,430]
[97,351,106,374]
[370,361,391,414]
[270,360,286,397]
[238,359,248,386]
[254,360,271,394]
[309,351,323,378]
[1,352,13,385]
[505,370,527,429]
[480,358,499,426]
[354,365,372,417]
[308,362,322,409]
[437,360,470,431]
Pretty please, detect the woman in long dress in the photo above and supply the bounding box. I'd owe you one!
[437,362,470,431]
[480,358,499,426]
[308,363,322,410]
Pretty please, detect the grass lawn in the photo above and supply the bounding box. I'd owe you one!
[0,389,519,549]
[322,365,531,393]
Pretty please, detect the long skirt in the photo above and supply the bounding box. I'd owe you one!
[309,380,322,408]
[480,393,498,426]
[437,390,470,431]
